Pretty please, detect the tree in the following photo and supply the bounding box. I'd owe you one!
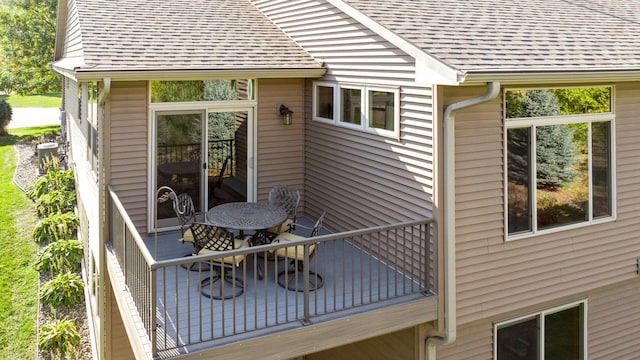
[0,99,12,135]
[0,0,59,94]
[506,90,578,190]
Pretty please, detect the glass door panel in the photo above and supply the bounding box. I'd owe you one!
[207,111,248,206]
[155,110,204,223]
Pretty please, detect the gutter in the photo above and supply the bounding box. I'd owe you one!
[426,81,501,359]
[462,69,640,85]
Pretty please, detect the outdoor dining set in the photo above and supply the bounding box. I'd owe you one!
[157,185,325,300]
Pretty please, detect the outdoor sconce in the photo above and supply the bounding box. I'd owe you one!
[279,104,294,125]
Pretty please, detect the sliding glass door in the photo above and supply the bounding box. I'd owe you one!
[153,108,254,229]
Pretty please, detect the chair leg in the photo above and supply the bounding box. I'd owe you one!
[276,260,324,292]
[200,265,244,299]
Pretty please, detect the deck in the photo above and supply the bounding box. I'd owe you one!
[107,188,436,359]
[146,220,428,357]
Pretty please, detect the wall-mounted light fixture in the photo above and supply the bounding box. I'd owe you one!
[279,104,294,125]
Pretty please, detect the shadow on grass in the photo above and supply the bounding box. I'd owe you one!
[0,126,60,147]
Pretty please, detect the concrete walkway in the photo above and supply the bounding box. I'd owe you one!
[6,107,60,129]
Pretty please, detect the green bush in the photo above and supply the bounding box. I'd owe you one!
[40,272,84,309]
[36,190,76,217]
[0,99,11,136]
[33,211,79,244]
[34,239,83,274]
[38,318,81,358]
[28,168,75,200]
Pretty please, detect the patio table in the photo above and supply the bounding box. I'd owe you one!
[206,202,287,242]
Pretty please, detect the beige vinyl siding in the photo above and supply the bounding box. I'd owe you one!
[64,78,79,121]
[62,0,83,59]
[304,81,435,230]
[451,82,640,327]
[107,81,149,230]
[438,278,640,360]
[256,79,306,204]
[253,0,417,86]
[107,283,136,360]
[589,279,640,359]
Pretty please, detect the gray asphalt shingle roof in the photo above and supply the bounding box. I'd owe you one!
[72,0,322,71]
[341,0,640,73]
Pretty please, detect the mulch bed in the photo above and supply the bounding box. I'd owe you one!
[13,140,93,360]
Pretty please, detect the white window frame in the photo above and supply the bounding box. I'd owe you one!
[338,84,365,130]
[494,300,587,360]
[504,86,616,241]
[312,81,338,124]
[312,81,400,138]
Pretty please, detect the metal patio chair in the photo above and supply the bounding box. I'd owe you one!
[190,222,251,299]
[266,185,301,237]
[272,211,326,292]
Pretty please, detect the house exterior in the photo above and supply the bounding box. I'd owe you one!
[52,0,640,359]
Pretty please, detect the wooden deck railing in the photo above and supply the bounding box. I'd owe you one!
[106,186,435,357]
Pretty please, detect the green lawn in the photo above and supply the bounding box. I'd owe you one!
[0,93,61,108]
[0,126,58,359]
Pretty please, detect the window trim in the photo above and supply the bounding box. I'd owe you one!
[503,86,616,241]
[494,300,588,360]
[312,81,400,138]
[312,81,338,124]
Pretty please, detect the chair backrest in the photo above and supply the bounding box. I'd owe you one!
[189,223,235,254]
[173,193,196,228]
[268,185,301,219]
[308,211,326,238]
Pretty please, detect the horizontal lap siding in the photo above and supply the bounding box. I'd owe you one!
[254,0,434,229]
[589,279,640,359]
[253,0,417,86]
[108,81,149,230]
[62,0,83,58]
[439,278,640,360]
[451,82,640,328]
[256,79,306,203]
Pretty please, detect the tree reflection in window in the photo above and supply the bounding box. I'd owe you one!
[506,87,612,236]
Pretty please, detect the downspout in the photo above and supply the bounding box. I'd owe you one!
[426,81,500,358]
[97,77,111,360]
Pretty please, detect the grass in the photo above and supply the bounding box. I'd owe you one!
[0,126,58,359]
[0,93,61,108]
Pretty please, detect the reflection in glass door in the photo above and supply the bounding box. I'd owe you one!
[207,111,248,206]
[155,110,204,223]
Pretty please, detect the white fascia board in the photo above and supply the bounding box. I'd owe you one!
[326,0,462,86]
[463,69,640,85]
[73,68,326,82]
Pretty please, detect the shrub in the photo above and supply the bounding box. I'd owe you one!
[36,190,76,217]
[34,239,83,274]
[33,211,79,244]
[38,318,81,358]
[28,168,75,200]
[40,272,84,309]
[0,99,11,136]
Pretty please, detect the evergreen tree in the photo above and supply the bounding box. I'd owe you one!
[506,90,578,190]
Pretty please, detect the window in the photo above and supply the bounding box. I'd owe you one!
[495,302,586,360]
[312,81,399,137]
[150,80,255,102]
[313,83,336,121]
[505,86,614,238]
[80,82,100,174]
